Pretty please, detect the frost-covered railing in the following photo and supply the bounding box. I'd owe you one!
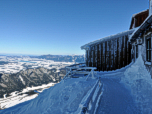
[63,63,85,80]
[66,63,86,73]
[63,66,96,80]
[62,62,97,80]
[67,62,86,67]
[62,70,72,80]
[86,69,97,81]
[76,79,103,114]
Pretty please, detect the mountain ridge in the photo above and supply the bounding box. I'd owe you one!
[0,67,66,98]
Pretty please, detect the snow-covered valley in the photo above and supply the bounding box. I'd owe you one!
[0,82,56,110]
[0,56,75,110]
[0,56,74,74]
[1,54,152,113]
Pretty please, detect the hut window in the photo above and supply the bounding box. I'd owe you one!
[136,45,138,58]
[146,37,151,62]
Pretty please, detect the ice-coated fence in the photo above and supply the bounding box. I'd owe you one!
[77,79,103,114]
[65,63,86,74]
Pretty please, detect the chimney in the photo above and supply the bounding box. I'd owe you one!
[149,0,152,15]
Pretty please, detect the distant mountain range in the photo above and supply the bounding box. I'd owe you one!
[0,67,66,98]
[0,54,85,63]
[31,54,85,62]
[0,54,85,98]
[0,61,9,65]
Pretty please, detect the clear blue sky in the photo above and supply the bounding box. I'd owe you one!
[0,0,149,55]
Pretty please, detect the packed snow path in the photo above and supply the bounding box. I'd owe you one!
[97,76,138,114]
[97,52,152,114]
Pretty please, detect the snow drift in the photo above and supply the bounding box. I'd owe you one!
[121,46,152,113]
[0,77,97,114]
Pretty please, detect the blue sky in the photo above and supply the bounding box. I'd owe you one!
[0,0,149,55]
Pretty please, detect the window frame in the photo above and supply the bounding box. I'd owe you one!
[146,36,151,62]
[136,45,138,58]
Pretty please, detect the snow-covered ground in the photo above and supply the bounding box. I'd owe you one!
[0,77,97,114]
[1,53,152,113]
[96,53,152,113]
[97,75,138,114]
[0,82,56,109]
[0,56,74,74]
[0,56,75,110]
[121,54,152,113]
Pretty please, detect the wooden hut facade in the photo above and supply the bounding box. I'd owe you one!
[81,0,152,72]
[81,30,134,71]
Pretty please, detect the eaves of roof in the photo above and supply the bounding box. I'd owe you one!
[81,29,135,50]
[129,15,152,41]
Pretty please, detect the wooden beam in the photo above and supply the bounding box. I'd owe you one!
[116,38,119,69]
[124,35,127,66]
[105,41,107,71]
[97,44,100,71]
[100,43,103,71]
[109,41,112,70]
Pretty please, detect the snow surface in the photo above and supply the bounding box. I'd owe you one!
[19,75,25,85]
[1,51,152,113]
[0,94,38,110]
[121,51,152,113]
[0,83,56,109]
[96,49,152,113]
[0,56,74,74]
[97,76,138,114]
[0,77,96,114]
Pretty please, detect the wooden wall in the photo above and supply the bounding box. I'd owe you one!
[85,35,132,71]
[130,10,149,29]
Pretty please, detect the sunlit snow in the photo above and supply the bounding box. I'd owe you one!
[1,50,152,113]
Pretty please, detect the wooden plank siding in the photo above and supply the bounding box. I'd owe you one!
[121,36,124,67]
[118,38,120,69]
[116,38,119,69]
[105,42,107,71]
[92,46,95,67]
[109,41,112,71]
[93,46,95,67]
[124,35,127,66]
[111,40,114,70]
[97,44,100,71]
[113,39,115,70]
[127,40,131,64]
[106,41,109,71]
[86,50,88,66]
[113,39,116,70]
[89,47,92,67]
[100,44,103,71]
[103,42,105,71]
[85,34,132,71]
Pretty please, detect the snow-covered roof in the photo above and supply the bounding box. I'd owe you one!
[129,9,149,29]
[81,29,135,50]
[132,9,148,18]
[129,15,152,41]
